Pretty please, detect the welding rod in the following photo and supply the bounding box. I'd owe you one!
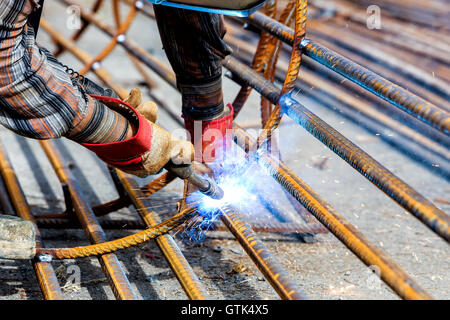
[164,161,224,200]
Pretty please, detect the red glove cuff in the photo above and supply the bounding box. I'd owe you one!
[79,95,152,171]
[184,104,234,163]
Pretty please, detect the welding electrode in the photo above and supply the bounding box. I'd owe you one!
[164,161,224,200]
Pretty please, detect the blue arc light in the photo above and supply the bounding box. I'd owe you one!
[180,148,262,242]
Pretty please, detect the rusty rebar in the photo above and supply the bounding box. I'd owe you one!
[41,19,208,300]
[322,0,449,37]
[79,0,138,74]
[39,140,138,300]
[36,217,328,234]
[260,0,297,128]
[226,18,450,117]
[232,0,278,117]
[305,22,450,99]
[258,0,307,158]
[219,205,308,300]
[58,0,177,88]
[113,170,208,300]
[39,2,446,301]
[0,142,63,300]
[246,12,450,135]
[53,0,106,57]
[224,56,450,242]
[36,205,197,260]
[226,32,450,177]
[141,172,177,196]
[232,125,432,300]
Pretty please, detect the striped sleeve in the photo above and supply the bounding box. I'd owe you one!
[0,0,131,143]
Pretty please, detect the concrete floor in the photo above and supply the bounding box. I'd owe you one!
[0,0,448,300]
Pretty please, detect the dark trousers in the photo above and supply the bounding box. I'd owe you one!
[153,6,232,120]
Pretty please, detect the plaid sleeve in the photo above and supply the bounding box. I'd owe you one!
[0,0,130,143]
[0,0,89,139]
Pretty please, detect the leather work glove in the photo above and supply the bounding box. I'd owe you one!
[80,89,194,177]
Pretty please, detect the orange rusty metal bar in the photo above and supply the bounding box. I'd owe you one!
[57,0,177,89]
[232,0,278,117]
[0,142,64,300]
[277,0,307,96]
[40,20,129,97]
[226,33,450,176]
[232,125,433,300]
[112,0,157,89]
[253,0,306,167]
[113,169,207,300]
[112,0,122,27]
[226,18,450,111]
[141,172,177,197]
[36,205,197,260]
[298,30,450,111]
[306,21,450,101]
[260,0,296,127]
[41,19,207,300]
[36,216,329,234]
[79,0,139,74]
[246,12,450,136]
[53,0,106,57]
[39,140,138,300]
[308,0,450,56]
[259,1,309,221]
[224,56,450,242]
[259,0,307,142]
[219,205,307,300]
[325,17,450,67]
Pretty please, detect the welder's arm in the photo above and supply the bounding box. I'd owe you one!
[0,1,193,176]
[82,89,194,177]
[0,0,132,143]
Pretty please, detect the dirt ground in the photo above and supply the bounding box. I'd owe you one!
[0,0,448,300]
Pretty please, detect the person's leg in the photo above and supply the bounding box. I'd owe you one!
[153,6,233,163]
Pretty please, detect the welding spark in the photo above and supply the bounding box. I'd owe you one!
[197,174,257,215]
[191,152,260,212]
[180,151,259,243]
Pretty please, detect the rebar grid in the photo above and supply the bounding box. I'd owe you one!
[0,0,447,300]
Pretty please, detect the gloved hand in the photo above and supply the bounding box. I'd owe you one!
[80,89,194,177]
